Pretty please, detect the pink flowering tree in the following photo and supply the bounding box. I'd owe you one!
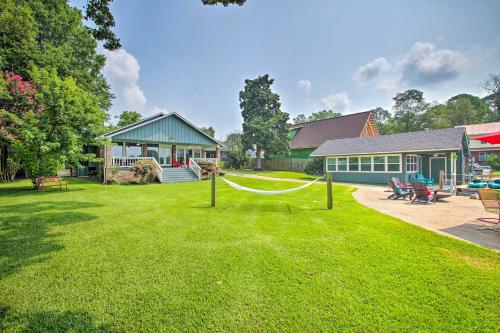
[0,70,39,182]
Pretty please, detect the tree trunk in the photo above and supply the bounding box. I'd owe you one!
[0,143,19,183]
[255,147,262,170]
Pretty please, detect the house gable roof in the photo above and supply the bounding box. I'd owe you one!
[456,122,500,136]
[105,112,221,145]
[311,127,468,156]
[290,111,375,149]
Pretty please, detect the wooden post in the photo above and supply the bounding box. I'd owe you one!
[327,173,333,209]
[211,172,216,207]
[439,170,444,190]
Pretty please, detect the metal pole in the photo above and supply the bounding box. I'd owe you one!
[327,173,333,209]
[211,172,216,207]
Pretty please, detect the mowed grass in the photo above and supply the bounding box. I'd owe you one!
[0,176,499,332]
[223,169,317,180]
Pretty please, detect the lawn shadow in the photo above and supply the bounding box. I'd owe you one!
[0,201,101,279]
[0,187,86,198]
[0,306,121,333]
[440,222,500,251]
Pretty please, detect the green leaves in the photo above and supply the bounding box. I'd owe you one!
[239,74,290,156]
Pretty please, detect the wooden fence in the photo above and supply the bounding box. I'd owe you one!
[248,158,308,173]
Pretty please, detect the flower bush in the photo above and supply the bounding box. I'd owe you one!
[131,160,160,183]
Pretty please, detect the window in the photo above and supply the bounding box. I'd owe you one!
[479,152,491,162]
[337,158,347,171]
[406,155,418,172]
[373,156,385,172]
[349,157,359,171]
[111,144,123,157]
[387,155,400,172]
[326,158,336,172]
[360,156,371,171]
[177,148,185,163]
[126,142,142,157]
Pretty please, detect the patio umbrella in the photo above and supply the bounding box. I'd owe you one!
[472,131,500,144]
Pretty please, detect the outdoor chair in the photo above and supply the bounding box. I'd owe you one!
[387,178,413,200]
[410,173,434,186]
[410,181,437,204]
[477,189,500,225]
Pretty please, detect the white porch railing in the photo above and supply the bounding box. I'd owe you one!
[189,158,202,180]
[112,156,163,182]
[192,157,218,165]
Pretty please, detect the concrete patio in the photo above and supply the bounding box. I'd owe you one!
[352,184,500,250]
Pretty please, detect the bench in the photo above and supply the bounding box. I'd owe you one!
[35,176,68,192]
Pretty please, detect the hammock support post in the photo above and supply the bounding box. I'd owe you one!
[211,172,216,207]
[327,173,333,209]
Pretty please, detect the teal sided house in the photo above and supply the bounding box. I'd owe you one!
[102,112,221,183]
[311,127,470,184]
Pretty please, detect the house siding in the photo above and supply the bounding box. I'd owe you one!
[111,114,216,146]
[323,149,467,185]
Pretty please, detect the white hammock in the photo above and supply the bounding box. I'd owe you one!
[220,177,322,195]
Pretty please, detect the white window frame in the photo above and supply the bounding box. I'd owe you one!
[326,157,337,172]
[325,154,402,173]
[479,152,491,162]
[406,154,419,172]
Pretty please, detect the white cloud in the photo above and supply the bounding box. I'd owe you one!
[298,79,312,93]
[353,42,470,91]
[321,92,351,112]
[352,57,390,84]
[104,49,147,115]
[398,42,468,86]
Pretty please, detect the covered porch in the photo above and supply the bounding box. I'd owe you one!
[109,141,220,168]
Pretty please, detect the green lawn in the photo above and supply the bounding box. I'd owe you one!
[223,168,318,180]
[0,177,499,332]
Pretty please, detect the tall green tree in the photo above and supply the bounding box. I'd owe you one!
[200,126,215,138]
[482,73,500,119]
[369,107,392,134]
[116,111,142,127]
[224,131,249,169]
[0,0,112,182]
[293,110,341,124]
[391,89,428,133]
[240,75,289,170]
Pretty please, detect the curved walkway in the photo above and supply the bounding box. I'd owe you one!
[225,173,499,250]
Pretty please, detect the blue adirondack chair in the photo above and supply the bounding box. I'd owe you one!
[410,173,434,186]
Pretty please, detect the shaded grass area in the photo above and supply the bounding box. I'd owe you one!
[223,169,317,180]
[0,177,499,332]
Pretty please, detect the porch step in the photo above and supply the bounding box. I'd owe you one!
[161,167,198,183]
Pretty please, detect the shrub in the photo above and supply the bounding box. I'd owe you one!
[226,150,250,169]
[131,160,159,183]
[487,154,500,171]
[197,160,217,179]
[304,158,324,175]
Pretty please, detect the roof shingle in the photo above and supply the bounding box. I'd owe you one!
[290,111,373,149]
[311,127,467,156]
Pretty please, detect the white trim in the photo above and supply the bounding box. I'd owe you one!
[325,154,402,173]
[104,112,222,145]
[311,147,460,157]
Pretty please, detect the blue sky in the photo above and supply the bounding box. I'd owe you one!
[74,0,500,139]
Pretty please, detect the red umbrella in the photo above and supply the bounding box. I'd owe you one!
[472,131,500,144]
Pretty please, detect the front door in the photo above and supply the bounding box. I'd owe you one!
[159,144,171,166]
[430,157,446,182]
